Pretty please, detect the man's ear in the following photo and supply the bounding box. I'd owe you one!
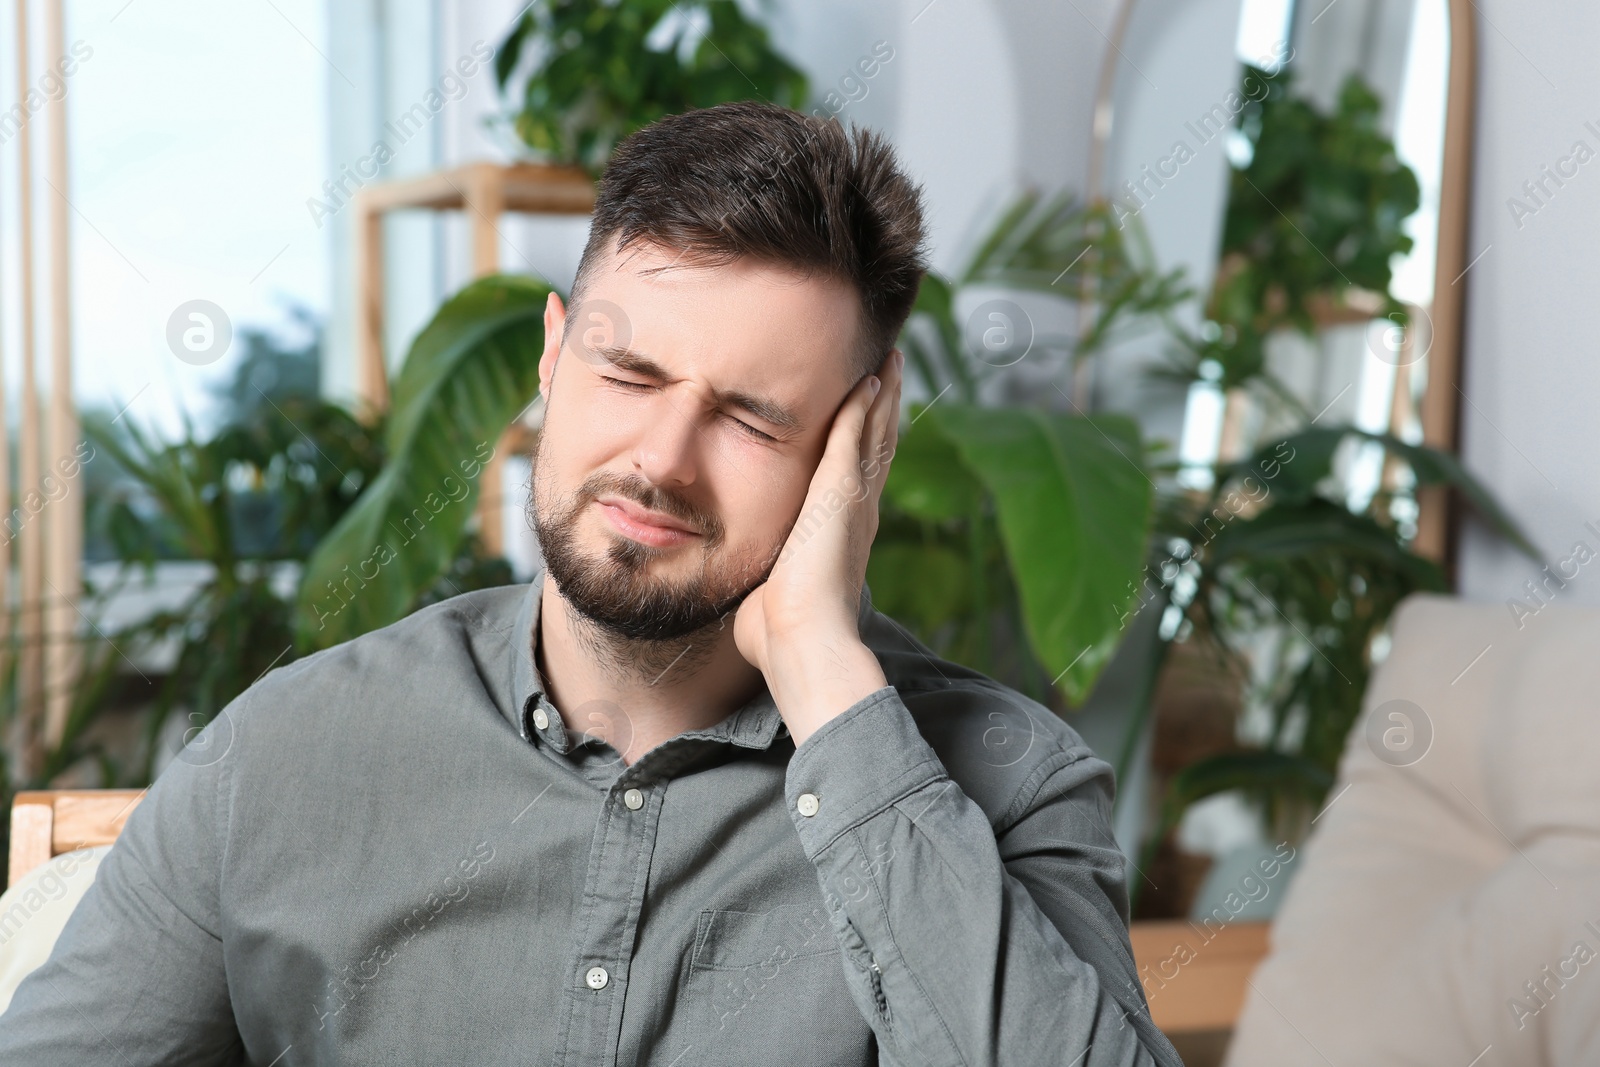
[539,291,566,398]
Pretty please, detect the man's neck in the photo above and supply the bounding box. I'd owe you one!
[535,575,767,765]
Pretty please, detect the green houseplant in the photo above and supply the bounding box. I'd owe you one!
[869,190,1193,705]
[494,0,808,175]
[1131,427,1533,882]
[82,397,383,779]
[1120,64,1529,907]
[72,388,513,781]
[1178,63,1423,402]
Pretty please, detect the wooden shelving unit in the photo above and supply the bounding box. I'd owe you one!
[351,161,596,554]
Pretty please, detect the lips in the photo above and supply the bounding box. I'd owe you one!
[594,495,700,547]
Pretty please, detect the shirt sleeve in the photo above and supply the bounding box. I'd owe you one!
[0,712,244,1065]
[783,686,1183,1067]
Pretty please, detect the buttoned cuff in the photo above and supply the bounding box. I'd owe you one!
[783,685,947,859]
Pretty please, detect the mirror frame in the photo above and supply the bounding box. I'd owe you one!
[1083,0,1477,568]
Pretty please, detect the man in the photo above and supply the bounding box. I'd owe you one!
[0,101,1180,1065]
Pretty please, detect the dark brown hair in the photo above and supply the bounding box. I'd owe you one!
[568,100,928,384]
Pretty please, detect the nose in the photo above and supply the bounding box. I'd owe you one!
[630,391,702,489]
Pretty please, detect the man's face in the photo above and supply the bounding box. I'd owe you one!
[530,239,864,643]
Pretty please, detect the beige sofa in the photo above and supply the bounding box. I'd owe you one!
[1227,593,1600,1065]
[0,845,109,1014]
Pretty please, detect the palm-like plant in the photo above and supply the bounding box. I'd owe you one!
[295,276,552,650]
[873,190,1190,705]
[1132,428,1535,888]
[84,398,385,777]
[899,189,1191,403]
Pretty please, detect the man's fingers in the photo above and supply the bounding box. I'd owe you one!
[825,370,880,473]
[861,349,901,490]
[879,355,903,493]
[860,353,892,462]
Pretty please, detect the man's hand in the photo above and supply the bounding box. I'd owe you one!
[734,347,904,745]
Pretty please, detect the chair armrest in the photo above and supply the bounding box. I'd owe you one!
[1129,919,1271,1033]
[8,790,145,887]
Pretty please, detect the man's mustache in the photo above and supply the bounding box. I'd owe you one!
[579,472,725,547]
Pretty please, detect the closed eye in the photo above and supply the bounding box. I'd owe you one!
[603,377,777,443]
[724,414,776,442]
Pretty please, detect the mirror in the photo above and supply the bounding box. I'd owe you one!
[1086,0,1471,561]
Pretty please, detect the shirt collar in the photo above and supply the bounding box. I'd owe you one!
[506,558,875,758]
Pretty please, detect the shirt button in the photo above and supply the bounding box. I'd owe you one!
[797,792,820,818]
[623,788,644,810]
[584,965,609,990]
[532,707,549,730]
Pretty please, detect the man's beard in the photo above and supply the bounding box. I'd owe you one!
[528,434,777,682]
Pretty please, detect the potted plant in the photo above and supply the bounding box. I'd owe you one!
[492,0,808,177]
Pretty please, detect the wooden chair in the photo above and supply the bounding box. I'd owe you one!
[3,790,1269,1044]
[1128,919,1270,1034]
[7,789,145,888]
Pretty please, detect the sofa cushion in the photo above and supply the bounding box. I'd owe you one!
[1226,594,1600,1066]
[0,846,111,1014]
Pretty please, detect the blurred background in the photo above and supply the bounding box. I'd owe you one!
[0,0,1595,1061]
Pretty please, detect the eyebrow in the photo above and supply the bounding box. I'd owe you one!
[593,345,805,436]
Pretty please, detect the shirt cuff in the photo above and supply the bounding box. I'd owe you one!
[783,685,948,859]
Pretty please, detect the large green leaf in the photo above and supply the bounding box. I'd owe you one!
[295,275,552,649]
[1226,427,1538,556]
[1206,499,1447,591]
[1165,750,1334,813]
[882,407,986,522]
[864,541,973,634]
[1375,433,1538,557]
[922,406,1153,703]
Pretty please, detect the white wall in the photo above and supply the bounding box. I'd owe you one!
[1454,0,1600,610]
[1096,0,1242,447]
[324,0,449,408]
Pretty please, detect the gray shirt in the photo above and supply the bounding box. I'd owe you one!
[0,564,1181,1066]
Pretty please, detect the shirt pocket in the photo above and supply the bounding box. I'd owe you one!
[692,904,838,972]
[687,904,874,1065]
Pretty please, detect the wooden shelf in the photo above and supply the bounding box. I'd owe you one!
[352,161,594,555]
[357,160,597,216]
